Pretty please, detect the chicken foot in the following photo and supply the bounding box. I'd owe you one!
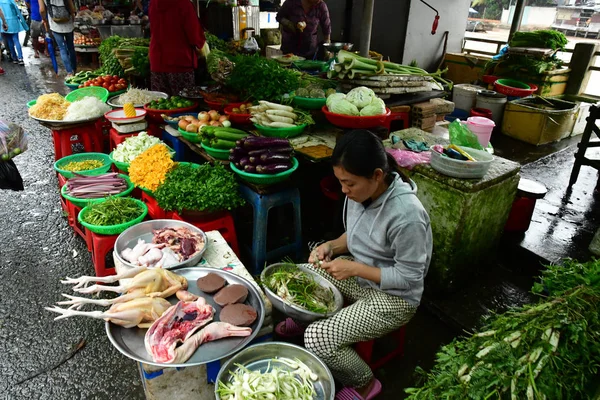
[61,266,148,290]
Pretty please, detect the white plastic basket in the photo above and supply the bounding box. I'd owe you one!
[430,145,493,179]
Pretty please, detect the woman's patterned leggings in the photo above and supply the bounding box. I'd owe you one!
[303,263,416,388]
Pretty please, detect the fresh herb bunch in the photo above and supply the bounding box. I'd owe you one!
[405,259,600,400]
[99,36,125,76]
[206,32,228,52]
[154,163,245,213]
[509,30,568,50]
[82,197,143,226]
[226,55,301,101]
[263,262,336,314]
[131,48,150,77]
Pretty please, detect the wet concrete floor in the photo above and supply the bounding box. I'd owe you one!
[1,43,598,399]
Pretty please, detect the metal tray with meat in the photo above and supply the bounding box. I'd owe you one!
[106,267,265,368]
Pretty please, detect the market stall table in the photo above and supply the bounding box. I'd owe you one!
[113,230,273,400]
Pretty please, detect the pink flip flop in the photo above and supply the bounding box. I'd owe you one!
[275,317,305,337]
[335,379,382,400]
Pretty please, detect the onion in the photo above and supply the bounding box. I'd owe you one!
[209,121,221,127]
[219,115,229,123]
[209,110,220,121]
[178,120,190,129]
[198,112,209,122]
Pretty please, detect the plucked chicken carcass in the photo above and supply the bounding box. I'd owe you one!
[145,296,252,364]
[46,296,172,328]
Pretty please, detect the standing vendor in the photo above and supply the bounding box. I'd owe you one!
[149,0,205,96]
[276,0,331,58]
[303,130,432,399]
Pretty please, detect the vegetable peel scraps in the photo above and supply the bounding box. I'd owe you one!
[129,144,174,191]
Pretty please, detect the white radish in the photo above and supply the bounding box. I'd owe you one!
[266,109,298,120]
[266,121,296,128]
[258,100,294,112]
[266,115,295,125]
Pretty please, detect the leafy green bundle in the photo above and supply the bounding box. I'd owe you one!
[405,259,600,399]
[226,55,301,101]
[82,197,143,226]
[99,36,125,77]
[509,30,568,50]
[154,163,245,213]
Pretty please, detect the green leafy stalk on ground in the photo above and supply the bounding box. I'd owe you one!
[405,259,600,400]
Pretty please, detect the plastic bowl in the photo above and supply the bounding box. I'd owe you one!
[254,123,307,138]
[292,96,327,110]
[178,127,202,143]
[143,102,198,123]
[54,152,112,179]
[61,173,134,208]
[104,108,146,123]
[65,86,110,103]
[201,143,230,160]
[223,105,252,125]
[27,100,36,108]
[429,145,493,179]
[65,82,80,90]
[322,106,391,129]
[494,79,537,97]
[230,157,299,185]
[78,197,148,235]
[163,112,198,128]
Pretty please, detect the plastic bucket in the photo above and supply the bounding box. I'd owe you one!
[466,116,495,147]
[470,107,493,119]
[476,90,507,127]
[452,84,485,113]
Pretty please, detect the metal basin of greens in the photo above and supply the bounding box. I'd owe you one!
[260,263,343,323]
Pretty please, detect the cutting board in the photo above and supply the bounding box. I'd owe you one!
[296,145,333,161]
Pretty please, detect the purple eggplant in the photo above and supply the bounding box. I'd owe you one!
[243,137,290,149]
[249,156,259,164]
[229,154,237,162]
[239,157,250,167]
[244,164,257,173]
[260,153,291,164]
[256,163,292,174]
[247,146,293,157]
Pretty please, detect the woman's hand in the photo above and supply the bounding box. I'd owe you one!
[320,259,356,280]
[309,242,333,265]
[280,18,296,33]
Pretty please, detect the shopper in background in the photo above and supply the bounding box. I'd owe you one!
[149,0,206,96]
[39,0,76,76]
[25,0,44,57]
[0,7,7,74]
[0,0,28,65]
[276,0,331,59]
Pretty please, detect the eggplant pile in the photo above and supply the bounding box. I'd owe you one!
[229,136,294,174]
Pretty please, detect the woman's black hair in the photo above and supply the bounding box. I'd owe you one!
[331,129,410,183]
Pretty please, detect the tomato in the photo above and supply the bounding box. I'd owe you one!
[78,85,83,88]
[102,82,110,89]
[84,82,91,87]
[117,84,126,90]
[112,75,119,80]
[109,84,115,92]
[118,79,126,85]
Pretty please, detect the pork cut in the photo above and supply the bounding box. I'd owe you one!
[213,284,248,306]
[196,273,227,294]
[219,303,257,327]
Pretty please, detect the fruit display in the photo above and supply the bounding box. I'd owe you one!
[177,110,231,133]
[147,96,195,111]
[74,32,101,47]
[79,75,128,92]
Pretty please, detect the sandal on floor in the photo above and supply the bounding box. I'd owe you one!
[335,379,382,400]
[275,317,305,337]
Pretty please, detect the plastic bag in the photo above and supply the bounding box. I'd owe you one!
[387,148,431,170]
[0,119,28,161]
[243,37,260,52]
[0,160,24,191]
[448,120,483,150]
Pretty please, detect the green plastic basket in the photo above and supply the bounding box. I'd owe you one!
[78,197,148,235]
[178,127,203,143]
[65,82,80,91]
[61,174,134,208]
[230,157,299,185]
[65,87,110,103]
[201,143,231,160]
[254,123,307,139]
[495,79,530,89]
[27,100,36,108]
[292,96,326,110]
[54,152,112,179]
[109,145,175,173]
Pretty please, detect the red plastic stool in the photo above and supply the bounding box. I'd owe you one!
[355,325,406,370]
[141,191,173,219]
[96,118,112,152]
[65,200,92,250]
[86,229,118,277]
[57,173,68,213]
[385,111,410,131]
[147,122,163,138]
[51,122,104,161]
[172,211,240,257]
[109,128,139,152]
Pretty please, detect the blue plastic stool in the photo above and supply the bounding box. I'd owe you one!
[161,129,186,161]
[239,184,303,275]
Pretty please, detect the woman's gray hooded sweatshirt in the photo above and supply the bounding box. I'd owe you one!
[344,173,432,307]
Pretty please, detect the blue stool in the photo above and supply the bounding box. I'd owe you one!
[239,184,303,275]
[161,129,186,161]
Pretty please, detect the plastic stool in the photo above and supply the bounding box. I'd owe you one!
[86,229,118,277]
[161,129,186,161]
[147,123,163,138]
[238,185,302,275]
[109,128,138,152]
[58,173,68,213]
[65,200,91,250]
[141,191,172,219]
[355,325,406,370]
[385,111,410,131]
[51,122,104,161]
[172,210,240,256]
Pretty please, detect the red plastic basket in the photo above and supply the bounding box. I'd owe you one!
[143,102,198,123]
[205,99,243,112]
[223,104,252,125]
[493,80,538,97]
[322,106,392,129]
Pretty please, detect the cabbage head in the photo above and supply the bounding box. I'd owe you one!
[360,97,386,116]
[326,93,346,109]
[329,98,359,116]
[346,86,376,109]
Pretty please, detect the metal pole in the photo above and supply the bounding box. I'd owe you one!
[359,0,375,57]
[509,0,526,41]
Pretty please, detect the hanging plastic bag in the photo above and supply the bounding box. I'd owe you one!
[0,120,28,161]
[243,36,260,52]
[0,160,24,191]
[448,119,483,150]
